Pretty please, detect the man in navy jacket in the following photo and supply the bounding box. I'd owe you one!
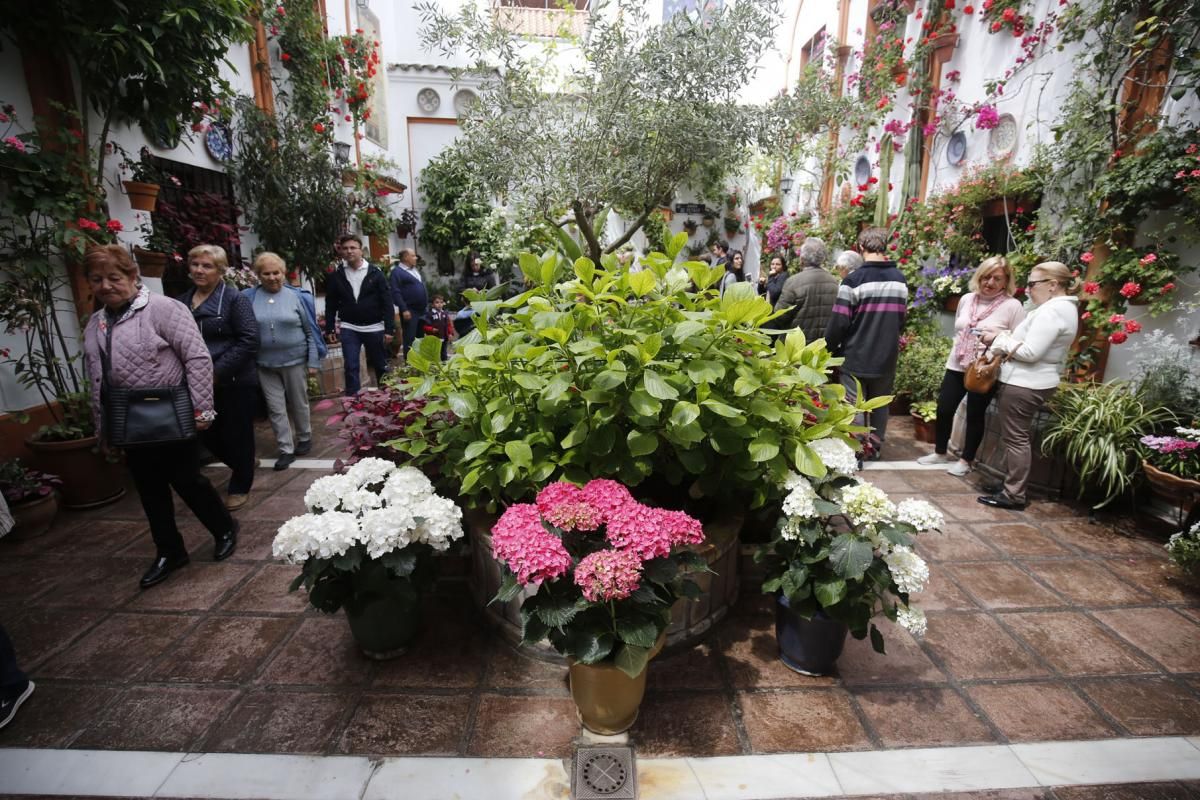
[389,248,428,358]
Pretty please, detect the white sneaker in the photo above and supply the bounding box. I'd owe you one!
[946,461,971,477]
[917,453,955,465]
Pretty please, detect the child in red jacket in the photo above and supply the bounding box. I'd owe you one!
[421,294,456,361]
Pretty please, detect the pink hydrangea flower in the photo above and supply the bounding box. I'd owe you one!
[574,549,642,602]
[536,481,602,531]
[491,503,571,585]
[580,479,634,519]
[606,505,704,561]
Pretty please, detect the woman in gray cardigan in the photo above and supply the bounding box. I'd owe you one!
[246,252,321,471]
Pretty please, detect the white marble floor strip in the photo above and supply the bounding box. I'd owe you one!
[861,460,954,471]
[3,737,1199,799]
[203,459,337,471]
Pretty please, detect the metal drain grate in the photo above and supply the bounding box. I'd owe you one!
[571,745,637,799]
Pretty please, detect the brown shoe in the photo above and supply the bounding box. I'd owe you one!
[225,493,249,511]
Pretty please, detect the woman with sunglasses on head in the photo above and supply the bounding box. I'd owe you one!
[976,261,1080,510]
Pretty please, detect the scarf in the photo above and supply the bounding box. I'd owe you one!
[952,292,1005,369]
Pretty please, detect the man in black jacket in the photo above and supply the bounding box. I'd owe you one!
[324,235,394,394]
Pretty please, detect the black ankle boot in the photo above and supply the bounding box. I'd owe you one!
[214,519,239,561]
[140,553,190,589]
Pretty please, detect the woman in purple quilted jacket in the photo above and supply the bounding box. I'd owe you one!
[82,245,238,590]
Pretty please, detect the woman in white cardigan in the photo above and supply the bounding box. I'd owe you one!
[976,261,1080,510]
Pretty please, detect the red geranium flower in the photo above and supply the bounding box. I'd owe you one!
[1108,330,1128,344]
[105,220,123,233]
[1124,319,1142,334]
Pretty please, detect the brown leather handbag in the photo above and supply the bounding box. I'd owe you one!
[963,352,1006,394]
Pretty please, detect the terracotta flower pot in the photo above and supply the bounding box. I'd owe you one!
[25,435,125,509]
[134,248,169,278]
[943,294,961,313]
[568,633,666,734]
[911,414,937,443]
[123,180,160,212]
[7,491,59,540]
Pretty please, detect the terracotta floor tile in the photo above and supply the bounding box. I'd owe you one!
[903,471,975,494]
[738,689,872,753]
[371,602,488,690]
[631,692,740,756]
[915,570,980,611]
[485,640,569,695]
[220,564,310,614]
[257,616,372,687]
[1053,784,1199,800]
[0,555,73,601]
[966,682,1116,741]
[1046,520,1165,557]
[73,686,237,751]
[949,563,1065,610]
[116,526,214,559]
[837,620,945,685]
[249,492,310,521]
[337,693,471,755]
[124,563,255,612]
[41,613,199,681]
[861,471,914,493]
[922,612,1049,681]
[205,690,351,754]
[1004,611,1157,677]
[933,494,1024,523]
[36,557,146,610]
[1024,560,1152,606]
[4,606,107,669]
[146,615,295,683]
[732,590,775,618]
[44,519,149,557]
[467,694,578,757]
[1092,608,1200,672]
[0,684,122,748]
[718,615,837,689]
[853,687,996,747]
[911,790,1053,800]
[226,520,289,562]
[975,523,1071,557]
[646,641,726,692]
[916,523,1000,562]
[1102,557,1200,605]
[1081,677,1200,735]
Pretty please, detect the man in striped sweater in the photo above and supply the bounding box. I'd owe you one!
[824,227,909,459]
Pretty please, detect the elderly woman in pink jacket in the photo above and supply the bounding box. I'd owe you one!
[83,245,238,589]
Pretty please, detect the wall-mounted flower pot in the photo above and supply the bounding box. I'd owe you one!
[930,32,959,52]
[980,195,1038,217]
[123,181,160,212]
[133,248,169,278]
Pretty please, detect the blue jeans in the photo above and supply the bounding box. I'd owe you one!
[340,328,389,395]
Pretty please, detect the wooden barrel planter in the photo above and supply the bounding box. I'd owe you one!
[465,506,742,663]
[1142,461,1200,514]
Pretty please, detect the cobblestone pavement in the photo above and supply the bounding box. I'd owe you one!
[1,410,1198,769]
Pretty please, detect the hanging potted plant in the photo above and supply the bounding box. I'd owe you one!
[274,458,465,659]
[723,214,741,237]
[119,146,163,212]
[0,459,62,540]
[490,478,707,734]
[755,463,943,675]
[396,208,419,238]
[131,213,176,278]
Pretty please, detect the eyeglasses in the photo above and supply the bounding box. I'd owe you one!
[1026,279,1054,289]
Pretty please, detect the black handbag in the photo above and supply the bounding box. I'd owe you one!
[100,320,197,448]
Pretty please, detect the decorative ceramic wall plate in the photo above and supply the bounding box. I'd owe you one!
[417,88,441,114]
[205,122,233,162]
[946,131,967,165]
[988,113,1018,160]
[453,89,478,117]
[854,155,872,186]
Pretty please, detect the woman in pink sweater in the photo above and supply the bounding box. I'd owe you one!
[82,245,238,589]
[916,256,1026,476]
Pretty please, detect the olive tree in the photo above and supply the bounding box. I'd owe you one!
[418,0,780,262]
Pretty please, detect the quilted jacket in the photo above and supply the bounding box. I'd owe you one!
[178,282,259,386]
[84,288,215,438]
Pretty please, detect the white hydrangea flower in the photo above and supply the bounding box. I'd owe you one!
[895,499,944,532]
[1175,427,1200,438]
[346,457,396,488]
[273,515,321,564]
[304,474,358,513]
[359,506,417,559]
[896,605,927,637]
[781,476,818,520]
[380,466,435,507]
[412,494,465,551]
[341,489,384,514]
[883,545,930,594]
[313,511,360,559]
[809,437,859,476]
[840,481,896,527]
